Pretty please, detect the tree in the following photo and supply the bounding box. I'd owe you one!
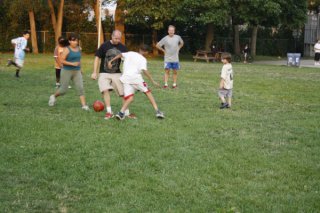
[124,0,180,55]
[5,0,43,53]
[48,0,64,45]
[115,0,126,44]
[176,0,229,51]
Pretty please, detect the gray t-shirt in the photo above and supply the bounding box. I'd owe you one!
[157,35,184,62]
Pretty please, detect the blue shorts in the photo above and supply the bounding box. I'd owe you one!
[164,62,180,70]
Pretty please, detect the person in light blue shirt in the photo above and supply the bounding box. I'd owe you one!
[7,31,30,77]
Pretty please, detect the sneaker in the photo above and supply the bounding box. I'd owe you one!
[163,85,168,89]
[68,85,72,89]
[104,112,114,120]
[7,59,13,67]
[126,113,137,119]
[220,102,229,109]
[82,105,90,111]
[48,95,56,106]
[172,85,177,89]
[156,110,165,119]
[115,112,125,120]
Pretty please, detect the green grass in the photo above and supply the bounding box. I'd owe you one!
[0,53,319,212]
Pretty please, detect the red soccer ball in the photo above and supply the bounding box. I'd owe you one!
[93,100,105,112]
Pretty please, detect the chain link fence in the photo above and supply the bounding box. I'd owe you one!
[0,31,301,56]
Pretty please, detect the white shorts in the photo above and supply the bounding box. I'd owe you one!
[15,59,24,67]
[123,82,151,100]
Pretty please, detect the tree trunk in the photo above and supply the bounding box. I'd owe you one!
[204,23,214,51]
[28,10,38,54]
[251,25,258,57]
[94,1,104,47]
[48,0,56,33]
[233,25,240,55]
[115,0,125,44]
[152,29,158,56]
[55,0,64,43]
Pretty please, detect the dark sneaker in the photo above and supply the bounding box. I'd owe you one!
[220,103,229,109]
[7,59,13,67]
[163,85,168,89]
[104,112,114,120]
[156,110,165,119]
[115,112,125,120]
[172,85,177,89]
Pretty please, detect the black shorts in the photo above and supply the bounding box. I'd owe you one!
[315,52,320,61]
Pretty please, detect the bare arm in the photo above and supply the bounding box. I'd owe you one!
[178,40,184,50]
[156,43,165,54]
[91,56,101,80]
[143,69,160,87]
[107,53,122,69]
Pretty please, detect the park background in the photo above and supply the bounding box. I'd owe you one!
[1,0,317,57]
[1,0,320,212]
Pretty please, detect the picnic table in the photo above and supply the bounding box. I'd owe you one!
[193,50,220,63]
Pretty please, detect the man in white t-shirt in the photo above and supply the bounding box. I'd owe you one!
[107,45,165,120]
[218,53,234,109]
[7,31,30,77]
[314,39,320,65]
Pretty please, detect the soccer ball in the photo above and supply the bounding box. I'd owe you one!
[93,100,104,112]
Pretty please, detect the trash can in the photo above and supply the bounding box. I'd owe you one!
[287,53,301,67]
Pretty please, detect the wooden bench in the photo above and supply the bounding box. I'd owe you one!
[193,50,216,62]
[193,55,216,63]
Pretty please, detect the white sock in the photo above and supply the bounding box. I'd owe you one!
[164,83,168,86]
[173,83,177,86]
[124,109,130,116]
[106,107,112,113]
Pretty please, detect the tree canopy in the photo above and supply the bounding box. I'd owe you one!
[0,0,310,55]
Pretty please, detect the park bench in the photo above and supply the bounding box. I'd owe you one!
[193,50,218,62]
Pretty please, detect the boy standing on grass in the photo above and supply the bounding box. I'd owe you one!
[107,45,165,120]
[218,53,233,109]
[7,31,30,77]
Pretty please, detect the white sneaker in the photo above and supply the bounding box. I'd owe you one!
[68,85,72,89]
[48,95,56,106]
[156,110,165,119]
[82,105,90,111]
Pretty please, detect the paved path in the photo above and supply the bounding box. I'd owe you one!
[254,59,319,68]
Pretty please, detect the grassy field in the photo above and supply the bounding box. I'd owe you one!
[0,53,319,212]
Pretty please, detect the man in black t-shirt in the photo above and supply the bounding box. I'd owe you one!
[91,30,135,119]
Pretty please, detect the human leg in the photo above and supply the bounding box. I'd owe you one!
[116,96,134,120]
[14,59,24,77]
[98,73,115,113]
[73,71,88,108]
[172,69,178,87]
[49,70,71,106]
[218,89,228,109]
[55,68,61,86]
[111,73,135,118]
[145,92,164,118]
[145,92,159,111]
[164,69,170,87]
